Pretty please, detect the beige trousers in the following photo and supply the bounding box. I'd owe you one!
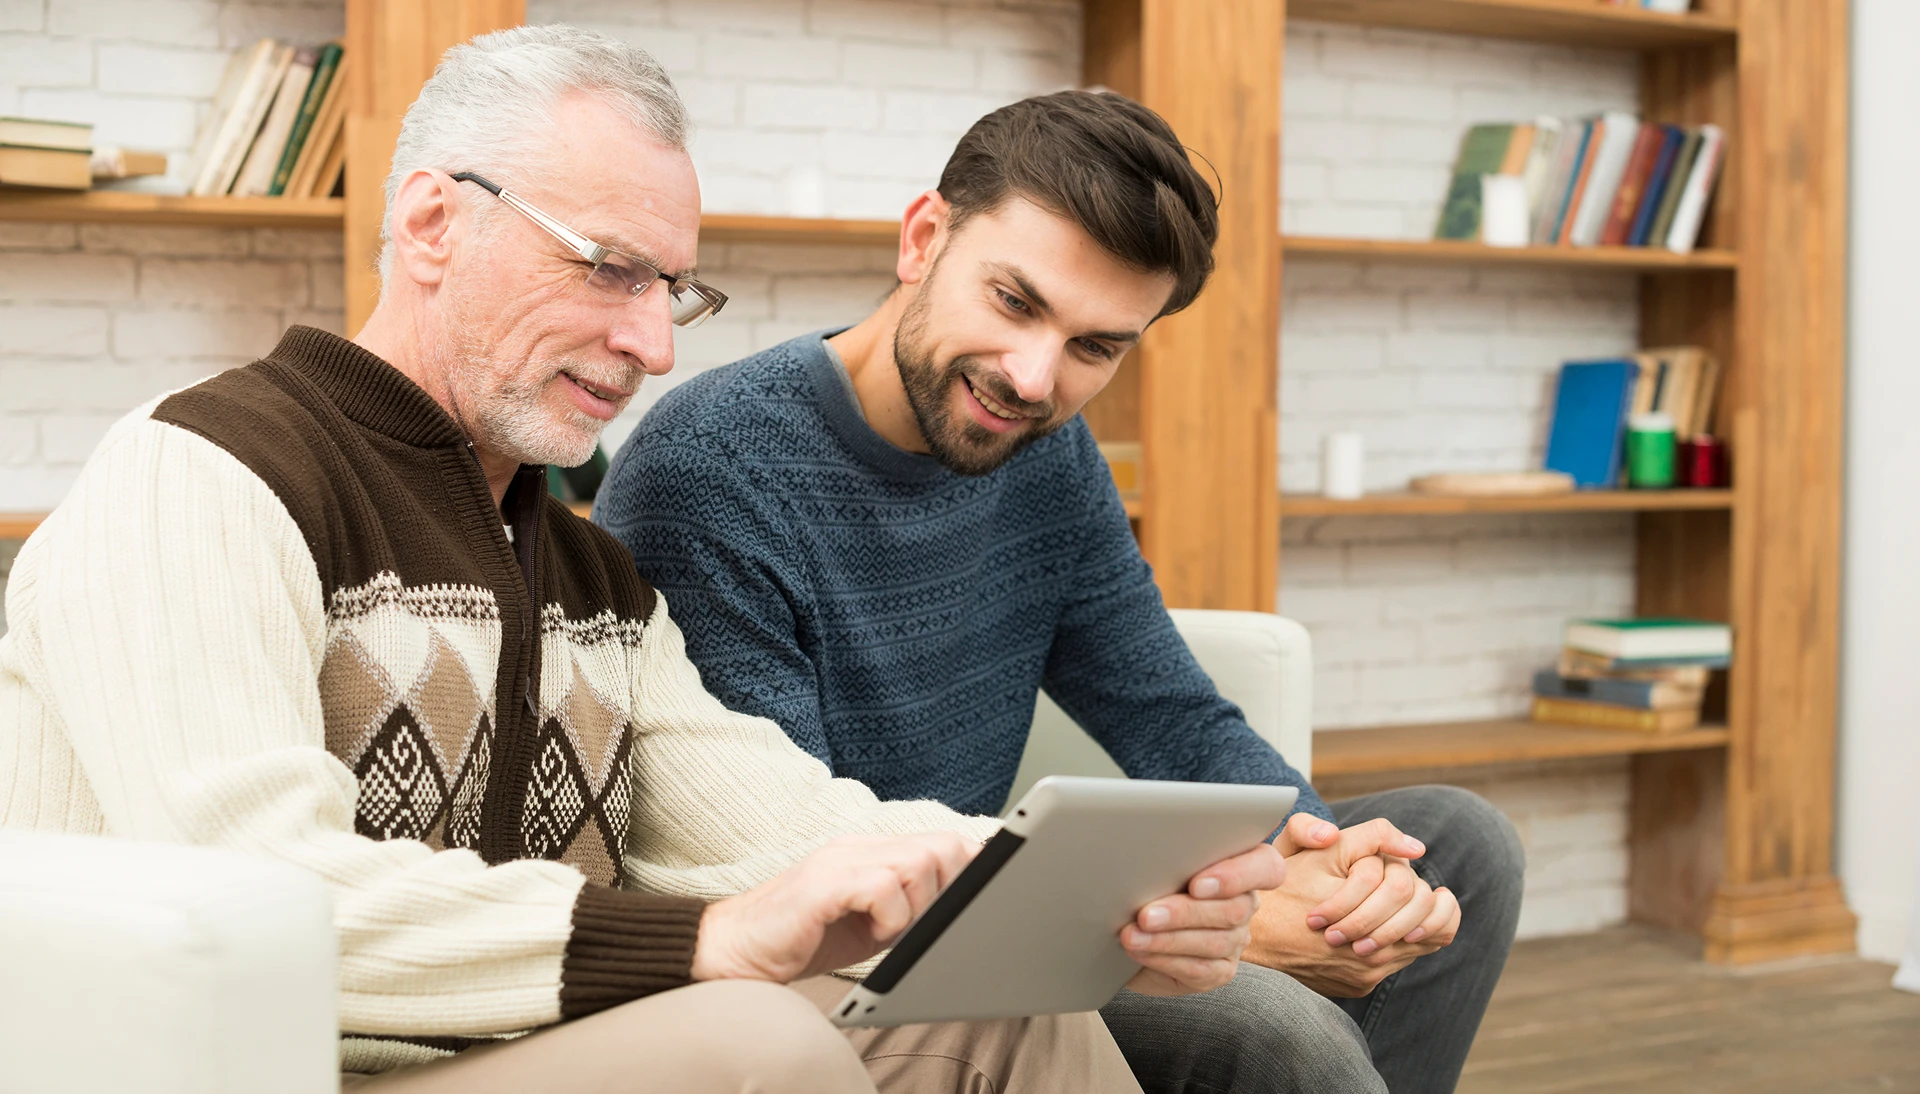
[343,977,1142,1094]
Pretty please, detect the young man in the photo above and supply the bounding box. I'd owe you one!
[0,31,1282,1093]
[600,91,1526,1094]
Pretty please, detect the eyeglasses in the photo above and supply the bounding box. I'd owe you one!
[450,172,727,328]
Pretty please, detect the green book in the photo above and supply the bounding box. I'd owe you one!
[1565,617,1731,661]
[268,41,342,197]
[1433,124,1515,241]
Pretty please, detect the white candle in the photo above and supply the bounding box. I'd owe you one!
[1322,432,1365,499]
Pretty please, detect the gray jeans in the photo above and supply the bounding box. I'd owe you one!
[1101,785,1526,1094]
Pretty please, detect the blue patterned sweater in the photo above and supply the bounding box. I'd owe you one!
[598,332,1329,822]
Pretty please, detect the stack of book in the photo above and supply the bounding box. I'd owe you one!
[1435,113,1726,253]
[0,117,93,190]
[186,38,349,200]
[1541,347,1723,489]
[1532,618,1731,732]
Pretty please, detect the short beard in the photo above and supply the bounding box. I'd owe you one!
[442,293,609,469]
[893,274,1061,477]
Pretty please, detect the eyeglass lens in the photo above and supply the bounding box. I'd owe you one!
[585,251,723,328]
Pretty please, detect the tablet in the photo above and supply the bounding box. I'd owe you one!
[829,775,1297,1028]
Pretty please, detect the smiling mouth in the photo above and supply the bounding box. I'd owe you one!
[564,371,631,403]
[964,374,1031,422]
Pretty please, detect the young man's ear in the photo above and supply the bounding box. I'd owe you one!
[895,190,951,287]
[387,169,464,289]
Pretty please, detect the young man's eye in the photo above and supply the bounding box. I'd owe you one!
[1078,338,1114,360]
[996,289,1030,314]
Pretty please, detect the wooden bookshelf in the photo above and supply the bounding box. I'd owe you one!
[1283,235,1738,271]
[1281,489,1733,517]
[700,213,897,247]
[0,190,901,247]
[0,513,43,540]
[1313,718,1731,778]
[0,190,345,229]
[1287,0,1737,50]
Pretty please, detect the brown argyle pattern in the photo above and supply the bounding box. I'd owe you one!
[318,573,645,887]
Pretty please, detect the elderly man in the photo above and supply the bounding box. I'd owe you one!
[599,90,1527,1094]
[0,26,1283,1093]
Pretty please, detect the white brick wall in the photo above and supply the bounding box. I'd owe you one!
[1280,22,1642,935]
[529,0,1079,220]
[0,4,1636,938]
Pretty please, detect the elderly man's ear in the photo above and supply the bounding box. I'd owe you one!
[389,169,464,288]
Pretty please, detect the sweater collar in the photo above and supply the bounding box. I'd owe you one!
[265,325,468,448]
[808,330,949,483]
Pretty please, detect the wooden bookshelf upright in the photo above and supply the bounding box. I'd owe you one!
[1078,0,1853,965]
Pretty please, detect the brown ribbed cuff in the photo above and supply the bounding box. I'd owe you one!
[559,885,707,1021]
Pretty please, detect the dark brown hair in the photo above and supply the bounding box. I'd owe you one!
[936,89,1219,317]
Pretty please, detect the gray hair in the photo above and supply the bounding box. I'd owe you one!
[379,23,689,283]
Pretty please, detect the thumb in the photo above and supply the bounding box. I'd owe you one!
[1272,811,1339,856]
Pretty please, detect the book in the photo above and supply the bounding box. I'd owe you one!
[1628,350,1661,417]
[1556,118,1603,244]
[89,146,168,179]
[313,128,346,198]
[1558,649,1712,685]
[0,145,91,189]
[233,47,317,198]
[1627,125,1685,246]
[0,116,91,151]
[1660,346,1702,442]
[1568,110,1641,246]
[1533,118,1589,244]
[1689,351,1722,436]
[1647,129,1703,247]
[285,53,349,199]
[1532,696,1702,733]
[1532,669,1704,711]
[1566,617,1731,661]
[1543,359,1638,488]
[1599,123,1664,246]
[1520,117,1564,226]
[188,38,282,197]
[270,41,342,197]
[1435,124,1520,241]
[1666,124,1726,254]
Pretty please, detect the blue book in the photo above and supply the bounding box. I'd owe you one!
[1628,125,1685,246]
[1543,359,1637,488]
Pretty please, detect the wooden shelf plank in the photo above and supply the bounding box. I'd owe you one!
[0,513,46,539]
[1284,235,1737,271]
[0,192,902,246]
[698,213,898,246]
[1282,488,1733,517]
[1313,717,1731,777]
[1287,0,1737,51]
[0,190,346,229]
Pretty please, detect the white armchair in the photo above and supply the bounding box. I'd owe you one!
[1006,609,1314,809]
[0,829,339,1093]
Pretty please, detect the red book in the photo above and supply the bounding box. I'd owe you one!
[1600,124,1665,246]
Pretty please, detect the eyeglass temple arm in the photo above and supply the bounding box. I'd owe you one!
[449,172,607,266]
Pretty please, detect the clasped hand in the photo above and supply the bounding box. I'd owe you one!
[1244,814,1463,998]
[689,831,1285,998]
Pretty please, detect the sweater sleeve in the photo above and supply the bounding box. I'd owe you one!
[597,425,835,765]
[14,412,698,1035]
[1041,454,1334,823]
[621,594,1000,901]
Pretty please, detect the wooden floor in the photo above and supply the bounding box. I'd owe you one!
[1461,928,1920,1093]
